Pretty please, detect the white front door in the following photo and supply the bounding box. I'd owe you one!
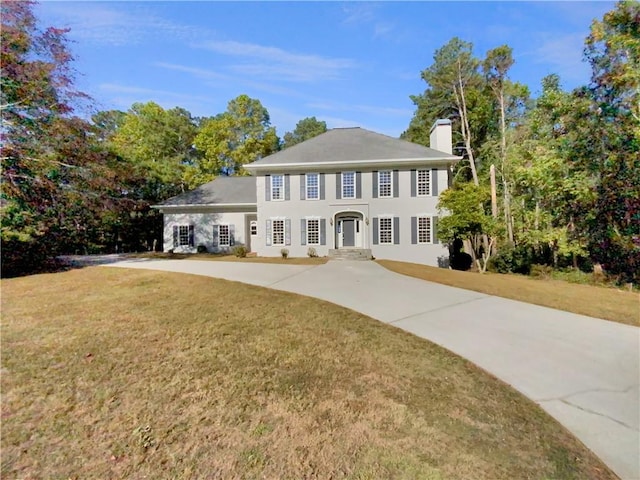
[249,220,258,252]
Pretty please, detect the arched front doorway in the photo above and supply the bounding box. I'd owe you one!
[334,211,364,249]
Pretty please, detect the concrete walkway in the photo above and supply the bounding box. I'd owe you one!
[105,258,640,480]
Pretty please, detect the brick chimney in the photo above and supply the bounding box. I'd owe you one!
[429,119,452,154]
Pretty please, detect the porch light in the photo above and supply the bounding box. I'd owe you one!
[365,217,369,225]
[330,218,334,226]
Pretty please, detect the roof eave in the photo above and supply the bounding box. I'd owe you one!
[245,155,462,173]
[152,202,257,210]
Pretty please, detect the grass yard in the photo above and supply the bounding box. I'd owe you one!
[378,260,640,327]
[1,268,616,479]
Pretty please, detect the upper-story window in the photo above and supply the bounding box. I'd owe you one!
[342,172,355,199]
[271,174,284,201]
[417,169,430,196]
[379,170,392,197]
[306,173,319,200]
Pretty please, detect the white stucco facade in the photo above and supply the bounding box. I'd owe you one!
[161,207,256,254]
[254,167,450,265]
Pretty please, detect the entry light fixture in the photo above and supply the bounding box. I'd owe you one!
[365,217,369,225]
[329,218,334,226]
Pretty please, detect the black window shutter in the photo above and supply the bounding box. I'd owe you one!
[320,173,325,200]
[432,168,438,196]
[372,171,378,198]
[300,219,306,245]
[335,173,341,199]
[266,220,272,246]
[229,225,235,246]
[285,174,290,200]
[393,217,400,244]
[212,225,219,248]
[300,174,306,200]
[188,225,195,247]
[410,169,417,197]
[433,216,439,244]
[265,174,271,201]
[320,219,326,245]
[411,217,417,244]
[372,217,379,245]
[173,225,178,247]
[356,171,362,198]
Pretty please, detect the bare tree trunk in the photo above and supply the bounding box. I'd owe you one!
[454,59,479,186]
[490,164,498,218]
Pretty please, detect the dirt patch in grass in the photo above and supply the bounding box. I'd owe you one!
[129,252,329,265]
[377,260,639,327]
[1,268,616,479]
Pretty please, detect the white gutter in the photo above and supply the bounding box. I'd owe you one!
[244,155,461,172]
[151,202,257,209]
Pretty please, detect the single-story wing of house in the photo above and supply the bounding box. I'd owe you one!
[154,119,461,266]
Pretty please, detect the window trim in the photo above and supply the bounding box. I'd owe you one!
[417,215,433,244]
[416,169,430,197]
[305,173,320,200]
[271,174,285,201]
[178,225,190,246]
[378,216,393,245]
[378,170,392,198]
[306,218,320,246]
[271,218,286,246]
[218,224,231,247]
[342,171,356,199]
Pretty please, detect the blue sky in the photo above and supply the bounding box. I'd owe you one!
[37,1,615,138]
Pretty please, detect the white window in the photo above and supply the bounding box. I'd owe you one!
[342,171,355,199]
[219,224,230,247]
[272,219,285,246]
[379,170,392,197]
[379,217,393,244]
[306,173,319,200]
[417,169,430,196]
[178,225,190,246]
[250,221,257,236]
[271,174,284,201]
[306,219,320,245]
[418,216,432,243]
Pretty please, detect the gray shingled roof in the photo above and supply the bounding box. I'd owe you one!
[159,176,256,206]
[247,127,458,168]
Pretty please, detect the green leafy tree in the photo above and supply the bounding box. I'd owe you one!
[111,102,198,199]
[0,1,129,275]
[575,0,640,282]
[437,183,502,273]
[189,95,279,187]
[282,117,327,148]
[482,45,531,243]
[404,38,494,185]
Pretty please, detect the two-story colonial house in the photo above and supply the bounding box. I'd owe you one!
[155,119,460,266]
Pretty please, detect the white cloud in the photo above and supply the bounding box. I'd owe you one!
[99,83,216,107]
[306,101,412,117]
[37,3,215,46]
[341,3,378,25]
[197,40,357,83]
[530,33,590,84]
[153,62,229,81]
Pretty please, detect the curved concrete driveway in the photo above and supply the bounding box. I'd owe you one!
[106,258,639,479]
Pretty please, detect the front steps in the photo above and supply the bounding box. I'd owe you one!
[328,248,373,261]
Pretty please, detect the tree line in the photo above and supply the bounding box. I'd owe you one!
[1,0,637,283]
[404,1,639,284]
